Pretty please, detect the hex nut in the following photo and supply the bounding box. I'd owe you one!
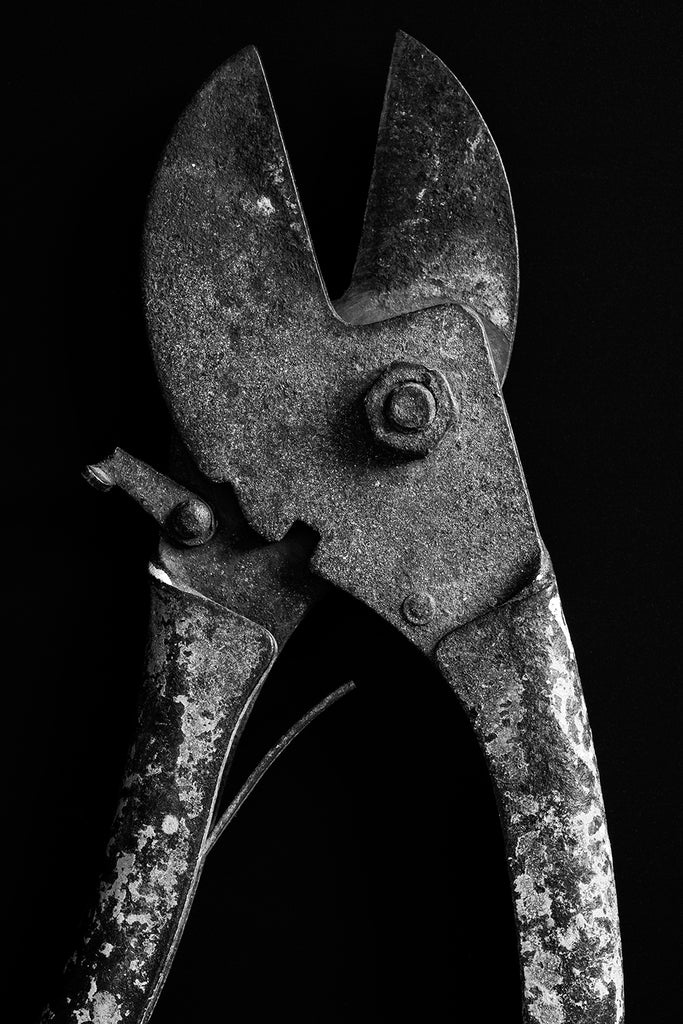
[365,361,456,457]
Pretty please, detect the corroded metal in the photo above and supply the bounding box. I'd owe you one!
[385,382,436,431]
[437,565,624,1023]
[165,497,216,546]
[143,45,540,651]
[85,445,328,646]
[364,361,456,457]
[45,31,624,1024]
[84,448,208,538]
[139,37,622,1020]
[42,570,276,1024]
[336,31,519,382]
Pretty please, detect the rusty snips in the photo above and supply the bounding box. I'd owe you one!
[42,32,624,1024]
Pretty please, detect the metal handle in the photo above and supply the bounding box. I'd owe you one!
[436,571,624,1023]
[42,566,276,1024]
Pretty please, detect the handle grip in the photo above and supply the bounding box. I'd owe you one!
[42,567,276,1024]
[436,572,624,1023]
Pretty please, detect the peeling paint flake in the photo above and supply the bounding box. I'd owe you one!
[437,574,624,1021]
[41,572,275,1022]
[255,195,275,216]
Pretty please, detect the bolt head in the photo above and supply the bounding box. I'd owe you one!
[166,497,215,547]
[385,382,437,432]
[365,361,457,458]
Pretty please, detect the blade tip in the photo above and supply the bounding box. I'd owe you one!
[392,30,435,61]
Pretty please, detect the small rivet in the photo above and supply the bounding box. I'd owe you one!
[385,382,436,432]
[401,591,436,625]
[166,497,215,547]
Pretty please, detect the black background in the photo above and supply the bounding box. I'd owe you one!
[7,2,681,1021]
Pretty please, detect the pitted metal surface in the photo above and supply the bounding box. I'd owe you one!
[337,32,518,381]
[44,32,623,1024]
[437,569,624,1023]
[41,571,276,1024]
[144,47,540,650]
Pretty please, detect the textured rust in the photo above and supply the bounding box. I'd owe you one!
[143,45,540,649]
[385,382,436,431]
[44,32,624,1024]
[437,567,624,1023]
[164,496,216,546]
[364,361,456,457]
[85,448,204,533]
[337,32,518,382]
[42,570,276,1024]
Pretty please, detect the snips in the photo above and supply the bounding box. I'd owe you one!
[42,32,624,1024]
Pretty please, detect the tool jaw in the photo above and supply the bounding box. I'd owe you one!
[337,31,519,383]
[147,300,541,654]
[144,42,540,654]
[299,302,542,652]
[47,36,624,1024]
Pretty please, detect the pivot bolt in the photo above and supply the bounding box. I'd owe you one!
[385,382,437,432]
[365,361,457,458]
[166,497,216,547]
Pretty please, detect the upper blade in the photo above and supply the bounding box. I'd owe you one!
[144,46,334,478]
[337,32,519,382]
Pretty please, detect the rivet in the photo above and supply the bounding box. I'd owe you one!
[165,497,216,547]
[401,591,436,625]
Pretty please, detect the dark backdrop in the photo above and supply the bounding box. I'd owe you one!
[7,2,680,1021]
